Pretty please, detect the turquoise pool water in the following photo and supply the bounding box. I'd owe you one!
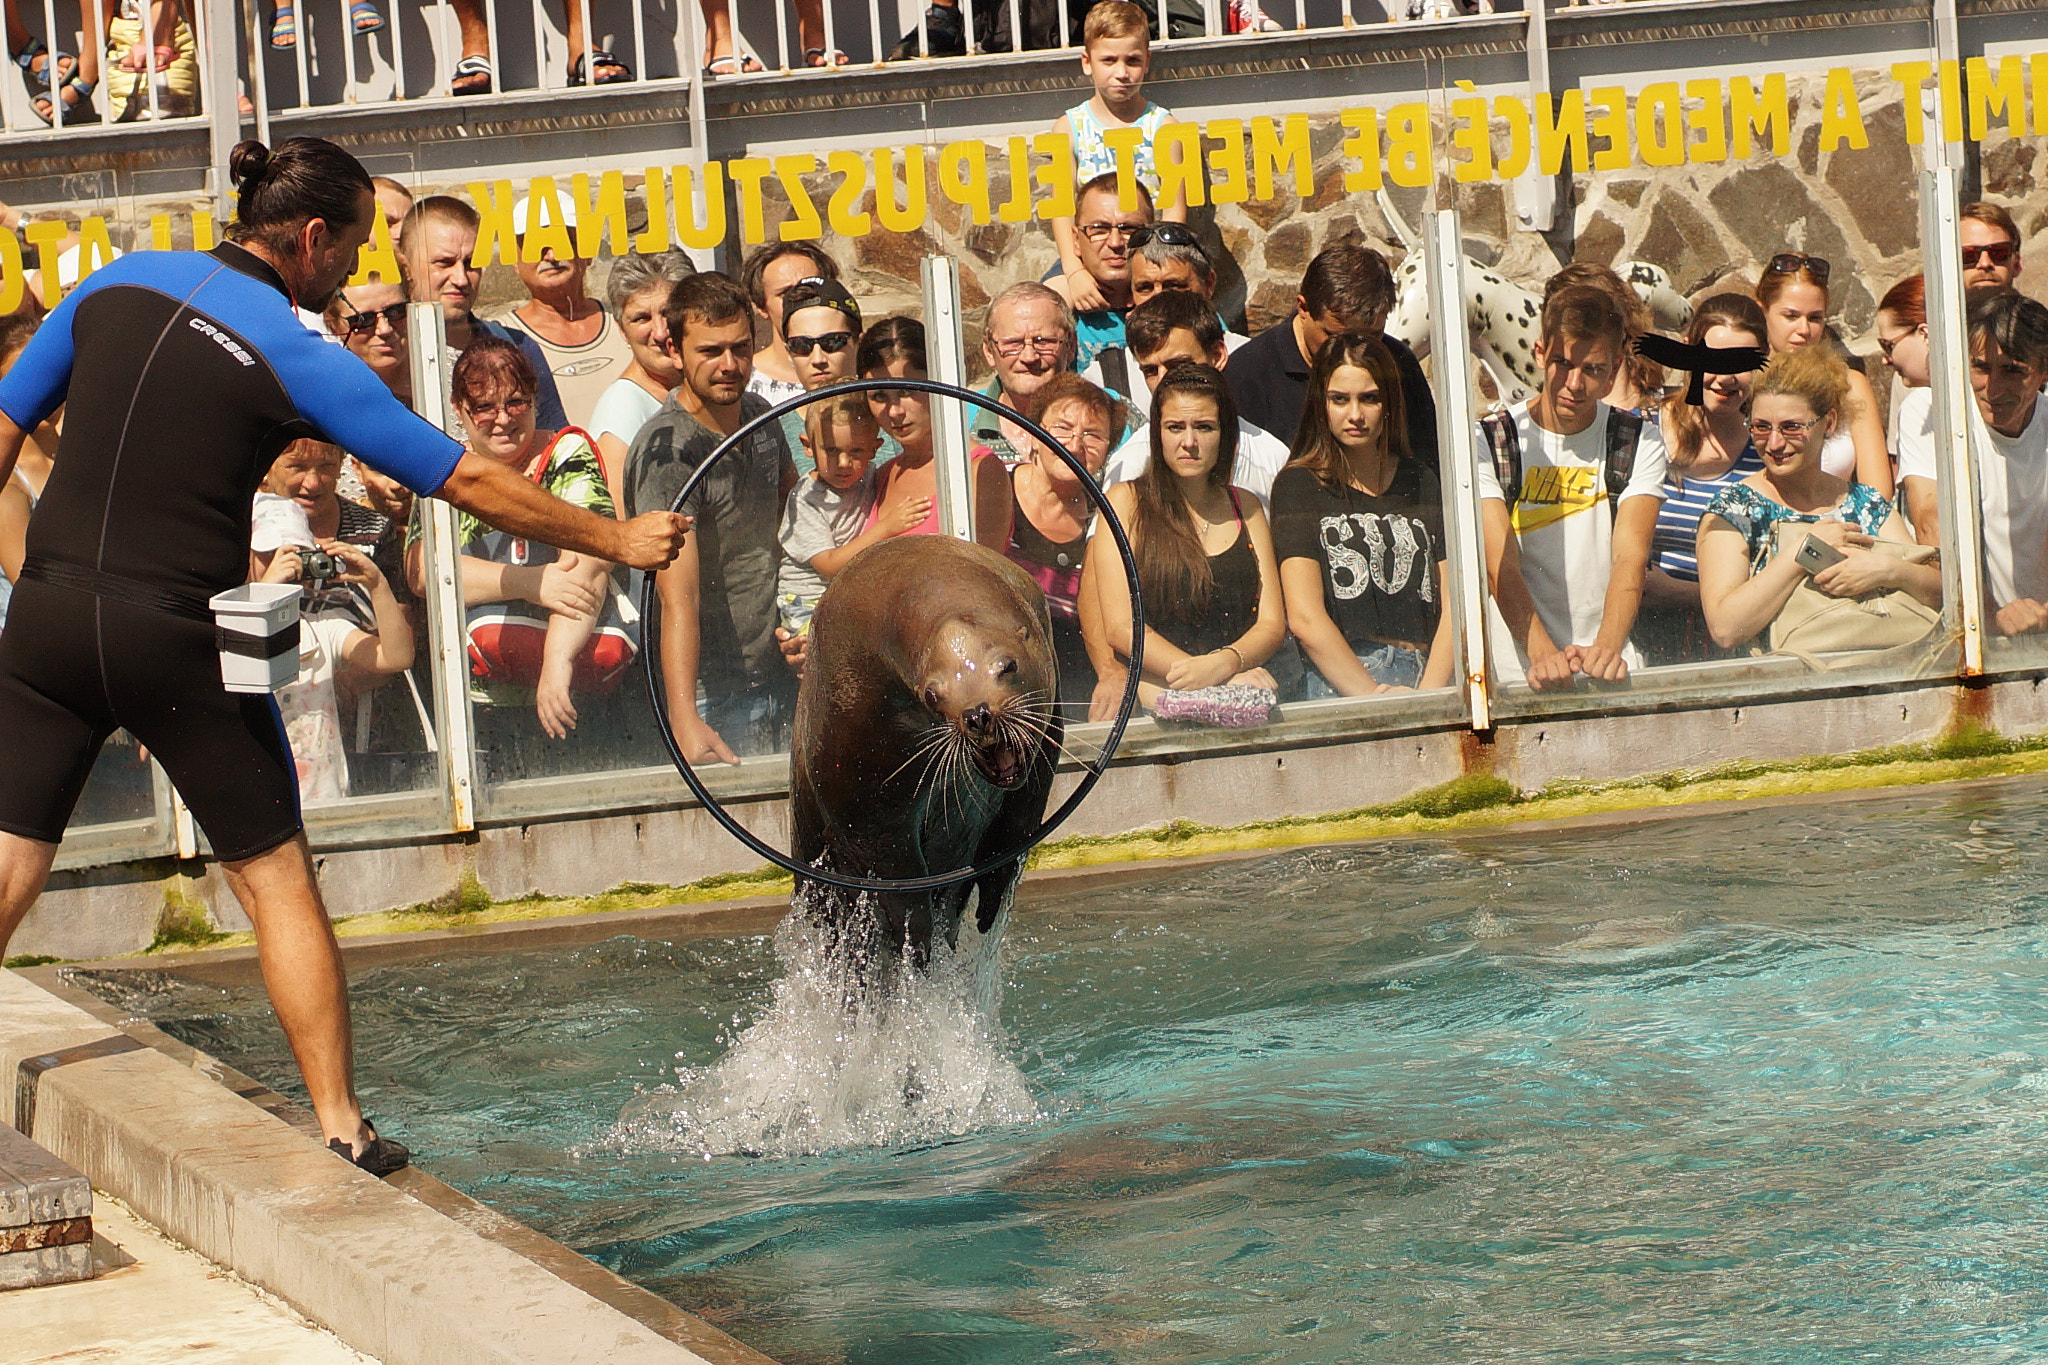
[84,779,2048,1363]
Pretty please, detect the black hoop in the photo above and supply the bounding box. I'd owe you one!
[640,377,1146,893]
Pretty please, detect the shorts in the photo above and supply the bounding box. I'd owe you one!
[0,575,303,861]
[1304,642,1425,699]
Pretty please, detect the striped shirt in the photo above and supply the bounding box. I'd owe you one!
[1652,444,1764,582]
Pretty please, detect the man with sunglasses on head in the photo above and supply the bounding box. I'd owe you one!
[1962,203,2025,293]
[774,276,863,475]
[1051,172,1154,370]
[1084,222,1248,409]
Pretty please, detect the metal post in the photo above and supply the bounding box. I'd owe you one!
[407,303,479,830]
[921,254,977,544]
[245,0,271,142]
[1921,166,1987,677]
[679,0,714,270]
[1515,0,1556,233]
[1424,209,1493,729]
[288,0,311,107]
[1931,0,1964,175]
[38,0,63,127]
[202,0,242,196]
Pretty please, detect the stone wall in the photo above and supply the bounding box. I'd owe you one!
[376,66,2048,381]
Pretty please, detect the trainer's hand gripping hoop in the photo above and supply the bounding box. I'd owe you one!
[640,377,1146,894]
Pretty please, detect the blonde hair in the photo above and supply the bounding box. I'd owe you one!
[1084,0,1149,46]
[804,392,881,447]
[1752,345,1855,426]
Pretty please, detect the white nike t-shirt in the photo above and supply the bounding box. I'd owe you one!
[1475,401,1668,653]
[1898,388,2048,607]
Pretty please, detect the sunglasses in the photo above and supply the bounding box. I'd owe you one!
[1965,241,2019,267]
[1128,223,1201,251]
[787,331,855,357]
[1767,253,1831,283]
[341,301,408,335]
[1877,326,1926,359]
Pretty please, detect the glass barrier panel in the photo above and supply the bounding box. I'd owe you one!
[1461,128,1962,727]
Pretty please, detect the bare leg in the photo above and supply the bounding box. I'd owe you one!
[0,829,59,955]
[220,834,373,1153]
[695,0,755,70]
[795,0,843,64]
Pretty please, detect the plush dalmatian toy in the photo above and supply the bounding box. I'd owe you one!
[1384,245,1694,404]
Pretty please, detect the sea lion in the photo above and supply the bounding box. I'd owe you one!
[790,535,1062,968]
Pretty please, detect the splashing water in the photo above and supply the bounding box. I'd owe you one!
[592,886,1041,1158]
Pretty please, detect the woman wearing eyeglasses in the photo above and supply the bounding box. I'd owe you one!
[1695,347,1938,651]
[855,317,1013,550]
[1006,373,1117,714]
[405,337,627,768]
[1755,252,1893,498]
[1874,275,1937,542]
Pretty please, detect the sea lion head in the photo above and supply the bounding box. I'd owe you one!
[910,616,1052,792]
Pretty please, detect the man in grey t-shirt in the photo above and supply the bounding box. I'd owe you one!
[626,274,797,762]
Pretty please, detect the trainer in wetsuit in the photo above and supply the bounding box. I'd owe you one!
[0,138,690,1175]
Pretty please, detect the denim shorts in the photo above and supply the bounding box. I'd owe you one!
[1304,643,1424,699]
[697,679,795,757]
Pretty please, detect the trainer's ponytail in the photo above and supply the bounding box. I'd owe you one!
[224,136,373,258]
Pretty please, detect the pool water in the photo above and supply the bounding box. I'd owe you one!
[84,779,2048,1364]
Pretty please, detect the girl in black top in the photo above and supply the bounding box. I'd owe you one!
[1082,364,1285,724]
[1272,332,1454,696]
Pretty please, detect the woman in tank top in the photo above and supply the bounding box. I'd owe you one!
[1756,253,1891,497]
[1006,373,1118,715]
[856,317,1013,549]
[1082,363,1285,726]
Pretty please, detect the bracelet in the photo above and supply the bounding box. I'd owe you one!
[1215,645,1245,673]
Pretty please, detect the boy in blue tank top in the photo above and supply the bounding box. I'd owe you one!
[1047,0,1186,314]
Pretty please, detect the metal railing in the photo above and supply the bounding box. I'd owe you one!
[0,0,1548,141]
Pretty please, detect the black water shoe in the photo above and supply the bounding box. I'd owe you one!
[329,1125,411,1177]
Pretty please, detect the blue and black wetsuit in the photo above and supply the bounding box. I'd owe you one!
[0,242,462,860]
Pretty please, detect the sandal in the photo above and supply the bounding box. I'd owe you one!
[449,52,492,95]
[30,74,97,125]
[13,37,76,98]
[349,0,383,34]
[567,47,630,86]
[700,52,762,77]
[804,46,849,67]
[270,4,296,49]
[328,1121,410,1177]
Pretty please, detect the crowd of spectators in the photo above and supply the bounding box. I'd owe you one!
[7,0,2048,809]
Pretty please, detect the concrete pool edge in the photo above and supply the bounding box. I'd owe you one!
[0,968,779,1365]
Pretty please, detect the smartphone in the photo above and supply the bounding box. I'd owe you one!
[1794,532,1846,575]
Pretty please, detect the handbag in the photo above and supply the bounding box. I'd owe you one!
[463,427,639,695]
[1764,522,1941,658]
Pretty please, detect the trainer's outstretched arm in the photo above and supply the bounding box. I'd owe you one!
[435,451,691,572]
[0,410,24,491]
